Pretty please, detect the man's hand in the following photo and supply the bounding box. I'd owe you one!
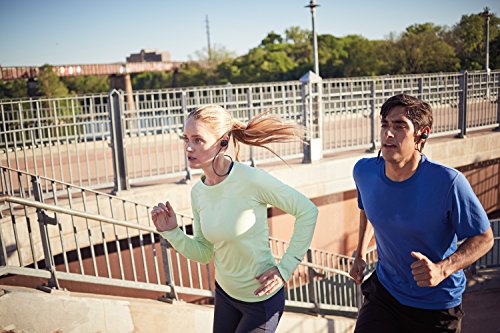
[349,256,367,284]
[254,267,285,297]
[410,251,446,287]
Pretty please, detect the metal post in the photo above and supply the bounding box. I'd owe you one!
[495,75,500,131]
[483,8,492,100]
[305,0,320,75]
[124,73,136,113]
[158,238,178,303]
[108,89,130,193]
[206,15,212,62]
[300,71,323,163]
[483,8,491,72]
[306,250,320,315]
[247,88,255,167]
[418,77,424,100]
[368,80,376,153]
[181,92,192,182]
[457,71,468,138]
[356,284,364,311]
[31,175,60,290]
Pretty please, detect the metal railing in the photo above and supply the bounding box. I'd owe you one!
[474,219,500,269]
[2,70,499,192]
[0,165,371,314]
[1,165,498,315]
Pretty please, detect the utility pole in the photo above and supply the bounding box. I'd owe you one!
[482,7,491,73]
[305,0,320,75]
[205,15,212,62]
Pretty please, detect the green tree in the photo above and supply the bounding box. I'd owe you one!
[317,34,346,77]
[339,35,384,77]
[447,11,500,70]
[491,33,500,69]
[0,79,28,99]
[283,27,313,78]
[62,75,109,94]
[36,65,69,97]
[231,42,298,83]
[260,31,284,46]
[132,71,173,90]
[192,44,237,67]
[394,23,459,73]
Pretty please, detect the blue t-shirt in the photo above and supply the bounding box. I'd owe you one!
[353,155,490,310]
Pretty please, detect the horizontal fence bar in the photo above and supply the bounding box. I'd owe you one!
[2,195,157,232]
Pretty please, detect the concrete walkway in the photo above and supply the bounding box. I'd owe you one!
[0,285,355,333]
[462,268,500,333]
[1,267,499,333]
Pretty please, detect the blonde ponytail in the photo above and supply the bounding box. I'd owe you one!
[188,105,304,162]
[231,112,304,162]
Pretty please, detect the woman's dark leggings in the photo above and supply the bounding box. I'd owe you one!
[213,282,285,333]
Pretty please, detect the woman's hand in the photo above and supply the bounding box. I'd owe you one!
[254,267,285,297]
[151,201,178,232]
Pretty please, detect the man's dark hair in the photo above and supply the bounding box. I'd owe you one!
[380,94,433,132]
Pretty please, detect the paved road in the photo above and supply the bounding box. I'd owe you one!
[462,268,500,333]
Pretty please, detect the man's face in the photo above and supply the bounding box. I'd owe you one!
[380,106,418,163]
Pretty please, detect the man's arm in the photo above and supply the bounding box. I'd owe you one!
[411,227,494,287]
[349,209,374,284]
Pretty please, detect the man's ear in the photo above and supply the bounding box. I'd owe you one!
[417,127,430,143]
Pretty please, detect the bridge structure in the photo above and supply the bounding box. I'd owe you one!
[0,60,183,109]
[0,62,182,81]
[1,69,500,332]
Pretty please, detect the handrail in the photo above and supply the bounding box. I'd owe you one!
[0,166,148,208]
[0,165,194,220]
[1,195,157,233]
[3,194,359,279]
[292,259,352,279]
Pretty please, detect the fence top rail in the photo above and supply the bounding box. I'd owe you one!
[3,196,496,282]
[3,195,360,281]
[269,236,371,261]
[2,70,499,105]
[0,93,109,105]
[279,255,353,278]
[0,166,193,217]
[2,195,157,233]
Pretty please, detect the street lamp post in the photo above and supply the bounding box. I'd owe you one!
[483,7,492,73]
[305,0,320,75]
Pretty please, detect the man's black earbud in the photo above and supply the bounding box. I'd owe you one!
[420,133,429,140]
[221,139,228,147]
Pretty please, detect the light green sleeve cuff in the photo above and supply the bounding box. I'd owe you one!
[159,226,214,264]
[277,255,304,282]
[160,227,186,244]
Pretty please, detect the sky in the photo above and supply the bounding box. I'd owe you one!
[1,0,499,67]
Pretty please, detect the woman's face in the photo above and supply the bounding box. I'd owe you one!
[182,117,221,170]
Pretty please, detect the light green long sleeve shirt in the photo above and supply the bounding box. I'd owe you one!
[160,161,318,302]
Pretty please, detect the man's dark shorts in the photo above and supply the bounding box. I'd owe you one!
[355,271,464,333]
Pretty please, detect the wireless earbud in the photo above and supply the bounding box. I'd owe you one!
[221,140,228,147]
[420,133,429,140]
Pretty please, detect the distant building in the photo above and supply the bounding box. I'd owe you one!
[126,49,170,63]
